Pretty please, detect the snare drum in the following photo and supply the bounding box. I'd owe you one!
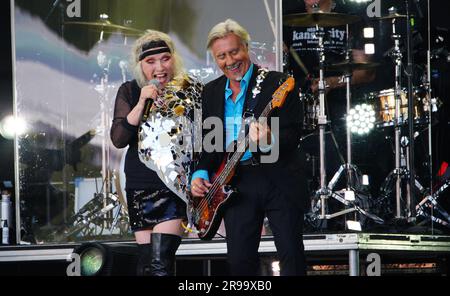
[374,89,424,126]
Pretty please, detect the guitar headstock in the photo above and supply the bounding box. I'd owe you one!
[271,76,295,108]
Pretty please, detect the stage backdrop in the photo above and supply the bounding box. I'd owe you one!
[11,0,282,244]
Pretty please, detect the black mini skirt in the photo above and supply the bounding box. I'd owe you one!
[126,188,186,232]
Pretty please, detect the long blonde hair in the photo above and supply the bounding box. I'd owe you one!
[130,30,185,88]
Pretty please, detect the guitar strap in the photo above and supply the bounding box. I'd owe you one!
[243,67,269,119]
[242,67,269,165]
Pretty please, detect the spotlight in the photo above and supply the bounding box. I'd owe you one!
[364,43,375,55]
[0,115,27,140]
[346,220,362,231]
[271,261,280,276]
[73,242,139,276]
[79,244,105,276]
[99,13,109,21]
[346,103,376,135]
[363,24,375,55]
[363,27,374,38]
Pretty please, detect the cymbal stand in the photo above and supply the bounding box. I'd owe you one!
[323,27,384,227]
[414,0,447,232]
[345,33,354,188]
[303,5,384,230]
[309,14,366,225]
[95,48,116,230]
[389,13,413,219]
[326,25,358,193]
[379,10,426,222]
[405,0,417,219]
[425,0,434,232]
[315,23,329,220]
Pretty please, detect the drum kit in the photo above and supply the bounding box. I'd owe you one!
[284,3,448,232]
[53,18,145,240]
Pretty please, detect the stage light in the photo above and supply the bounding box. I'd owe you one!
[79,245,105,276]
[346,104,376,135]
[363,27,374,38]
[271,261,280,276]
[73,242,139,276]
[362,175,370,186]
[363,24,375,55]
[364,43,375,54]
[346,220,362,231]
[0,115,27,140]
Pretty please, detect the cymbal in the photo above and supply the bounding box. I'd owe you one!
[324,61,379,72]
[284,11,361,27]
[374,13,407,20]
[64,21,144,36]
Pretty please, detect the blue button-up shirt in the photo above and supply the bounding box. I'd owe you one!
[224,64,254,162]
[191,64,254,182]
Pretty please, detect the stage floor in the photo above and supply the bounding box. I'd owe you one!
[1,232,450,275]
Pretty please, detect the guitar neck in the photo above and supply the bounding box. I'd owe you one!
[218,101,274,184]
[206,76,293,206]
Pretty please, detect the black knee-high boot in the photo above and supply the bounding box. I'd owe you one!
[136,243,152,276]
[150,233,181,276]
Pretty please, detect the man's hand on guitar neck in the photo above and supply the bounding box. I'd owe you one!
[249,121,273,150]
[191,178,212,198]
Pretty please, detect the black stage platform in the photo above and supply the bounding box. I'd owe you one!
[1,232,449,276]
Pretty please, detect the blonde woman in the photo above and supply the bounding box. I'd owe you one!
[111,30,202,276]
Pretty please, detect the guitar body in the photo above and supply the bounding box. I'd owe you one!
[193,153,238,240]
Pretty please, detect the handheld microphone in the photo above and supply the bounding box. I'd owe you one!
[148,79,161,88]
[142,79,161,122]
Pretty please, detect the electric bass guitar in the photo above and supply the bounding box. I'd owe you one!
[190,76,295,240]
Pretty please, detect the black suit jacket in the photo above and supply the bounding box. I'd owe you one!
[196,65,308,210]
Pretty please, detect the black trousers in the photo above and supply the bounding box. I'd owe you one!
[223,165,306,276]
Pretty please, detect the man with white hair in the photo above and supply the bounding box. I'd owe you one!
[191,19,308,276]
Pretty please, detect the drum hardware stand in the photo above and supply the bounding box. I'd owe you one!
[54,192,128,241]
[95,14,127,216]
[380,5,431,222]
[422,0,436,233]
[95,51,113,227]
[405,0,418,220]
[381,133,425,215]
[314,22,330,222]
[409,0,448,233]
[392,12,407,219]
[415,179,450,229]
[93,38,128,232]
[327,29,361,194]
[305,5,361,226]
[314,24,384,228]
[379,10,415,221]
